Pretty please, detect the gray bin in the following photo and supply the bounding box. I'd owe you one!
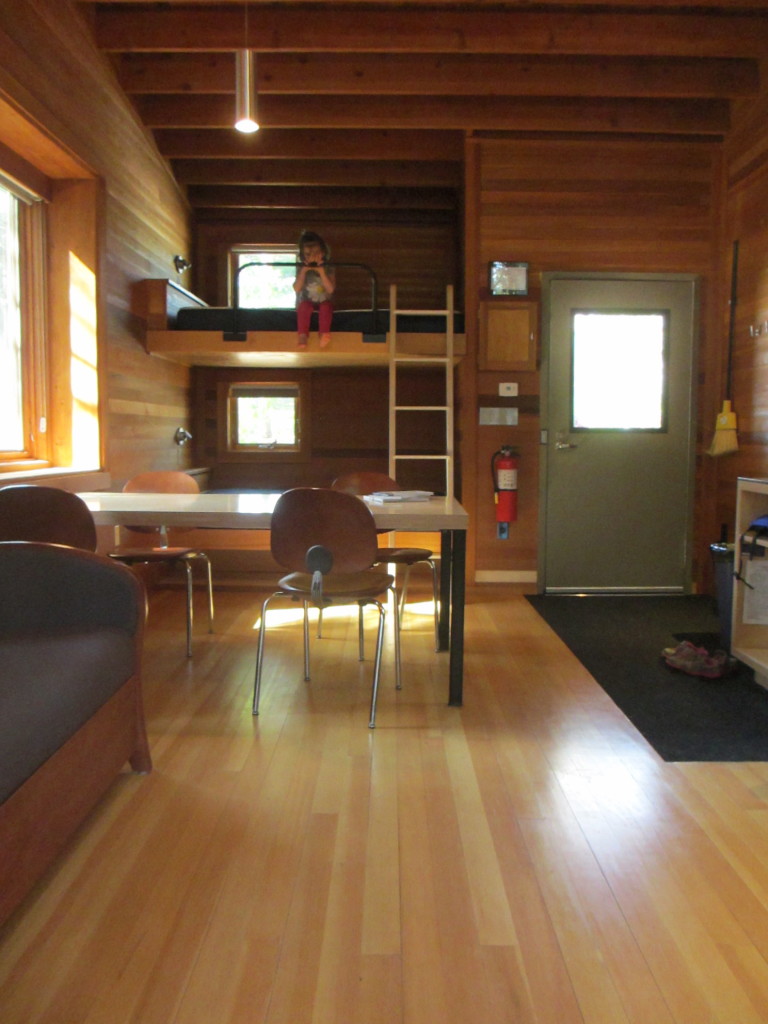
[710,542,735,652]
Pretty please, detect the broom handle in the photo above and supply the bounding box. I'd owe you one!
[726,239,739,400]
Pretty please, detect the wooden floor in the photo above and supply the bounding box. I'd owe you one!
[3,583,768,1023]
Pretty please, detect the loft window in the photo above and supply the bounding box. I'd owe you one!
[227,382,302,452]
[230,245,297,308]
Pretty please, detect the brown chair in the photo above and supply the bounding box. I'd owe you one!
[0,484,97,550]
[252,487,401,729]
[109,471,214,658]
[331,471,440,651]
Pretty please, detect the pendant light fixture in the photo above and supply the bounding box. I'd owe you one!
[234,3,259,133]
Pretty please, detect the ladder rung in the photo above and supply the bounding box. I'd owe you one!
[395,405,449,412]
[393,454,451,461]
[392,355,450,364]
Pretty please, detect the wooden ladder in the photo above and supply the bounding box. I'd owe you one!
[387,284,455,497]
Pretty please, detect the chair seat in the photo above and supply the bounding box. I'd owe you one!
[375,546,433,564]
[279,569,394,601]
[109,547,196,562]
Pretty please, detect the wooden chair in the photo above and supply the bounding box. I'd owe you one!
[0,484,97,550]
[330,471,440,651]
[109,471,214,658]
[252,487,401,728]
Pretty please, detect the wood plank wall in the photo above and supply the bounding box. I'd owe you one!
[463,134,720,583]
[711,79,768,547]
[193,214,461,311]
[192,365,448,494]
[0,0,194,489]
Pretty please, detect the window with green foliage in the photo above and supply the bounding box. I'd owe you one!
[227,382,302,452]
[231,245,297,308]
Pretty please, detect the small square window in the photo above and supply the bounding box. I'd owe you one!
[227,382,302,452]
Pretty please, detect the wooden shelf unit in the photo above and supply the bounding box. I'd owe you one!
[732,477,768,688]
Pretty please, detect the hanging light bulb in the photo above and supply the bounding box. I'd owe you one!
[235,49,259,133]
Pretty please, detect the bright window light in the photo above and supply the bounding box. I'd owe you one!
[572,312,666,430]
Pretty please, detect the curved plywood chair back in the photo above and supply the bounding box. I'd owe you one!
[0,484,97,551]
[123,471,200,495]
[271,487,378,574]
[330,471,400,496]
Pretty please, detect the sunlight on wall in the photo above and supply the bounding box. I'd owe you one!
[69,251,100,468]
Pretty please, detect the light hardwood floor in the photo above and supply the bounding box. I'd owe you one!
[3,583,768,1024]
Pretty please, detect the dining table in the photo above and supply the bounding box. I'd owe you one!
[78,490,470,706]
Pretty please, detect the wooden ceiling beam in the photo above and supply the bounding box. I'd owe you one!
[172,158,461,187]
[137,94,730,135]
[94,8,768,59]
[153,128,464,160]
[116,52,759,100]
[185,184,457,210]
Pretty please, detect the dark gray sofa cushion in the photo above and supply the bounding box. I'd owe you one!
[0,627,136,804]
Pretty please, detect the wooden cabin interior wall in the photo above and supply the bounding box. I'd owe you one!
[709,79,768,548]
[0,0,193,492]
[193,216,462,311]
[3,1,768,592]
[464,135,721,584]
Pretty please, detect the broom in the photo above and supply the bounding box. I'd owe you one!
[707,239,740,457]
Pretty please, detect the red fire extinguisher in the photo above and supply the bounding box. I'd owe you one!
[491,445,518,539]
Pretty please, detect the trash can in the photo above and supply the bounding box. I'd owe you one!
[710,542,735,652]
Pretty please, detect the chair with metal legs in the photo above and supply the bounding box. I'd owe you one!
[109,471,214,658]
[330,471,440,651]
[252,487,401,728]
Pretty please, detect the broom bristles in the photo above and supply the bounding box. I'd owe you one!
[706,399,739,456]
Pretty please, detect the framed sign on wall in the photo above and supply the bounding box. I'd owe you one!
[488,261,529,297]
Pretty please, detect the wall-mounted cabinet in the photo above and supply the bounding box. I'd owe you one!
[479,300,537,372]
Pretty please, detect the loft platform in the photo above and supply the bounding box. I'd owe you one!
[138,279,465,369]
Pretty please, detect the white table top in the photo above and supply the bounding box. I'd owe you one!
[78,490,469,532]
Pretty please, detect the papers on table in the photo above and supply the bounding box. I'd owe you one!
[366,490,433,503]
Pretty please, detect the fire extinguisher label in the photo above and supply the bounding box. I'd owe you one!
[498,469,517,490]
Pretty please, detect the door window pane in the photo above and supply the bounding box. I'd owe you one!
[572,311,666,430]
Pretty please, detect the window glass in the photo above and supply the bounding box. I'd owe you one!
[233,246,297,307]
[0,185,24,452]
[572,311,667,430]
[228,382,301,451]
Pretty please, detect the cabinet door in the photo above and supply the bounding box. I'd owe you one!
[479,301,537,371]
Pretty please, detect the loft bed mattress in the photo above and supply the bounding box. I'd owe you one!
[175,307,465,335]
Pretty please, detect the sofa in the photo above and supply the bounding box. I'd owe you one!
[0,541,152,927]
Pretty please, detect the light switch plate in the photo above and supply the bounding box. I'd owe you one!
[499,382,518,397]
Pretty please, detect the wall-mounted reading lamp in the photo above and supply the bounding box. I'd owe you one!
[174,427,193,446]
[173,255,191,274]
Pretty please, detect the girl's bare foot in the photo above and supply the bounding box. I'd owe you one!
[319,333,331,349]
[297,333,308,349]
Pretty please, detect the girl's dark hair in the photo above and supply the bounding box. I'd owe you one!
[298,229,330,259]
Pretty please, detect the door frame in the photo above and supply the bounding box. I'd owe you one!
[537,270,700,594]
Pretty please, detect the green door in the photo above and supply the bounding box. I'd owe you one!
[541,273,698,593]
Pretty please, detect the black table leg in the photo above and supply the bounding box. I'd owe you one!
[448,528,466,707]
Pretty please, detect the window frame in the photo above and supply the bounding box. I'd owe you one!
[217,373,312,464]
[229,243,299,308]
[0,179,49,468]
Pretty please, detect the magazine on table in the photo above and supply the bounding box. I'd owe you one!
[366,490,434,503]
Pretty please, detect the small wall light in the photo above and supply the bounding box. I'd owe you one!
[173,255,192,274]
[174,427,193,446]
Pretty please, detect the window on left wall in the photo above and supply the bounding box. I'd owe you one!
[0,161,101,475]
[0,178,49,467]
